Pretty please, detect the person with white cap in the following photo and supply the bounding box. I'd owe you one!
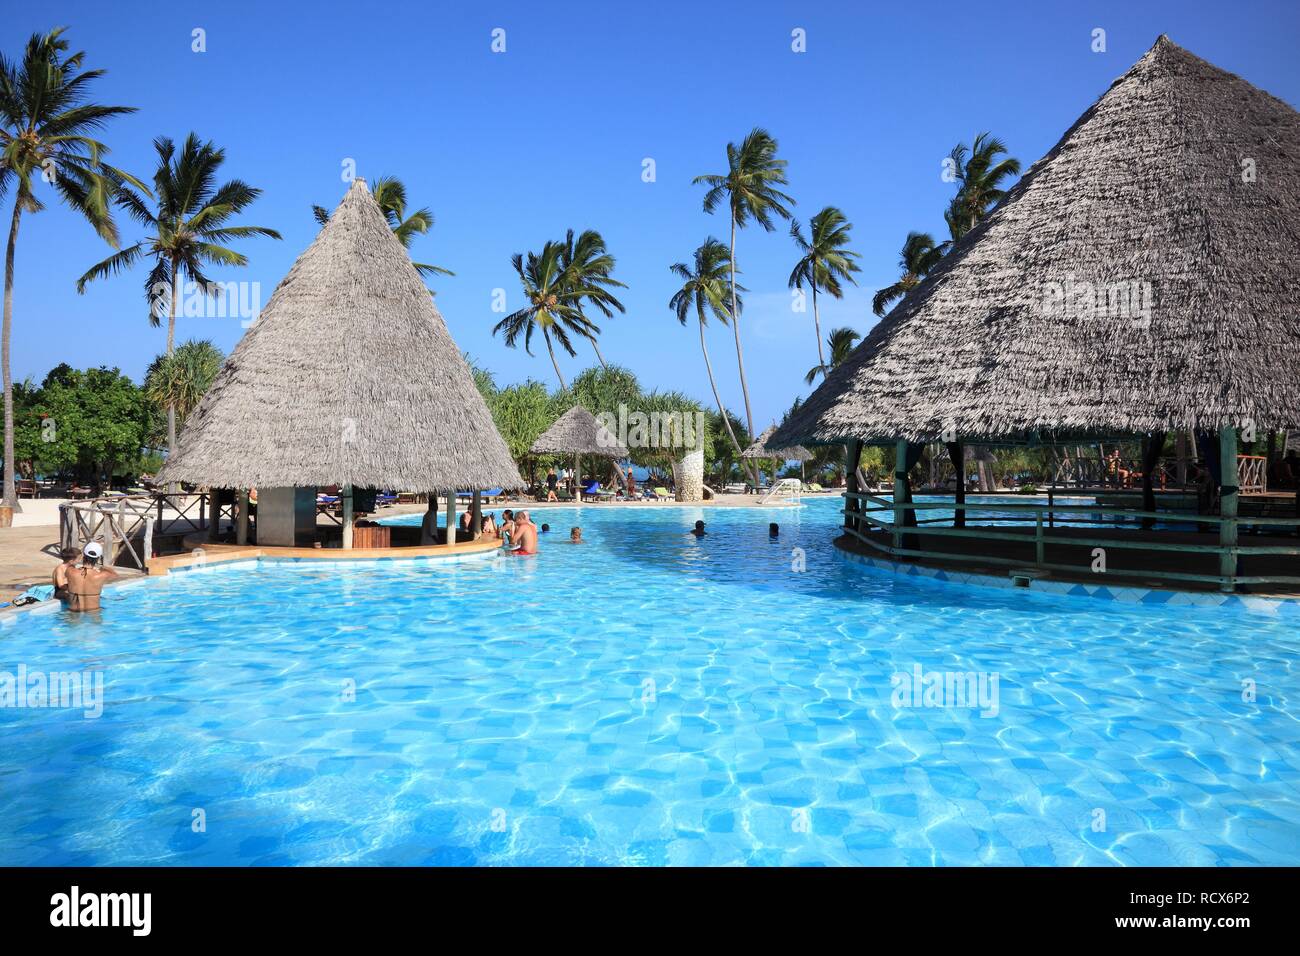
[63,541,117,612]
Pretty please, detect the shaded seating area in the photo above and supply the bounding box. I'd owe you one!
[769,37,1300,595]
[154,179,522,555]
[529,405,631,503]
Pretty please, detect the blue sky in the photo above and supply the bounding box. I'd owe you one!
[6,0,1299,430]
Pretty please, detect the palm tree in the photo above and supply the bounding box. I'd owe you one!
[313,175,452,279]
[0,27,143,511]
[559,228,625,368]
[803,326,861,385]
[77,132,281,454]
[945,132,1021,240]
[669,238,746,459]
[789,206,860,378]
[493,241,595,390]
[694,128,795,447]
[143,339,224,440]
[872,232,949,317]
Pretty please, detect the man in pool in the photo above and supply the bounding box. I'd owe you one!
[769,522,779,538]
[541,523,550,533]
[63,542,117,612]
[690,520,707,537]
[570,527,584,543]
[510,511,539,555]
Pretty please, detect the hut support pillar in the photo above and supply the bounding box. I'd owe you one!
[237,491,249,545]
[844,440,862,533]
[470,491,482,541]
[893,439,908,553]
[945,441,965,528]
[1219,426,1239,592]
[445,491,457,549]
[342,484,354,549]
[574,452,582,502]
[207,491,220,543]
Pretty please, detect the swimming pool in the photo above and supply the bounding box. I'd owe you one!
[1,497,1297,865]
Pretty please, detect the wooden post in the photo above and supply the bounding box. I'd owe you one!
[844,440,863,532]
[445,491,457,549]
[237,490,250,545]
[946,440,965,529]
[893,439,908,553]
[574,452,582,502]
[207,490,220,542]
[1219,426,1238,592]
[1035,511,1044,567]
[470,491,483,541]
[342,484,354,549]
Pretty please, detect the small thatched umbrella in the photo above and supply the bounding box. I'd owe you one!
[158,178,522,547]
[530,405,630,502]
[742,426,813,484]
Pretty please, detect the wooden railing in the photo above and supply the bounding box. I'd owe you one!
[60,495,157,574]
[839,492,1300,593]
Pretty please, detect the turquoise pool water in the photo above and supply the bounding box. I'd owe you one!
[1,497,1297,866]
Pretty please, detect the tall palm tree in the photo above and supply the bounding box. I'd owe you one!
[804,326,861,385]
[788,206,860,379]
[669,238,746,459]
[0,27,143,511]
[143,339,224,441]
[945,132,1021,240]
[559,228,625,368]
[872,232,949,316]
[77,133,281,454]
[493,241,595,390]
[313,175,452,279]
[694,128,795,447]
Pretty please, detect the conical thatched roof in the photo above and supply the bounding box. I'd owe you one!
[741,426,812,461]
[772,36,1300,449]
[157,179,522,491]
[529,405,629,457]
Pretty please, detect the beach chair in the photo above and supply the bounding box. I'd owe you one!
[808,483,824,493]
[650,486,673,501]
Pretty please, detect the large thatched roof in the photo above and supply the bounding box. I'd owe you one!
[530,405,630,457]
[772,36,1300,449]
[741,426,812,461]
[158,179,522,491]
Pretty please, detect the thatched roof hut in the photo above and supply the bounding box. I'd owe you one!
[741,426,812,462]
[772,36,1300,450]
[158,179,522,491]
[530,405,630,457]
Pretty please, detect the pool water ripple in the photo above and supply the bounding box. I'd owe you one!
[1,498,1297,865]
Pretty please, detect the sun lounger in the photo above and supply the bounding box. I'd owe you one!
[650,487,673,501]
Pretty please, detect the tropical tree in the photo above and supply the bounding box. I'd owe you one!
[559,228,625,368]
[694,128,795,446]
[872,231,949,317]
[0,26,143,510]
[313,174,452,280]
[142,339,224,442]
[485,379,559,468]
[77,132,280,455]
[493,241,596,390]
[944,132,1021,240]
[669,238,746,460]
[803,326,861,385]
[788,206,860,378]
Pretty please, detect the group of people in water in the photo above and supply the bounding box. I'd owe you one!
[51,542,117,612]
[453,506,585,555]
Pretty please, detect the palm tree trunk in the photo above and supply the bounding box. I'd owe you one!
[543,328,567,390]
[812,282,826,378]
[2,200,23,512]
[166,262,180,455]
[698,310,743,459]
[590,337,610,371]
[728,211,759,485]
